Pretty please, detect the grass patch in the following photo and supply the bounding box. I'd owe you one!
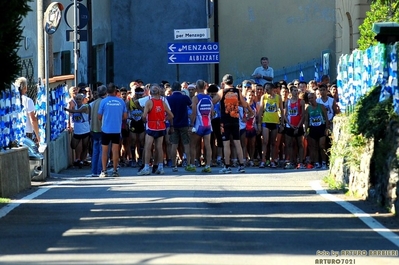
[323,175,347,192]
[0,198,11,204]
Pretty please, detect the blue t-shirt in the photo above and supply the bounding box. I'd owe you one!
[166,92,192,128]
[98,96,127,133]
[213,102,221,119]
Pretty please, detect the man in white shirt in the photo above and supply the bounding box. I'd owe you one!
[251,57,274,87]
[15,77,40,144]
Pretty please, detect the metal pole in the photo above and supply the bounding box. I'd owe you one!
[87,0,93,88]
[44,31,51,178]
[74,0,78,86]
[37,0,44,81]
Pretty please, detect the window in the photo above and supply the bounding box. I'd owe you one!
[106,42,114,84]
[61,50,71,75]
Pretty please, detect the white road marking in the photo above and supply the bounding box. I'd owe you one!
[311,180,399,248]
[0,188,49,218]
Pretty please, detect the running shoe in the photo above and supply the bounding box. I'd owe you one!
[202,166,212,173]
[112,170,119,177]
[185,165,196,172]
[99,170,108,178]
[284,163,295,169]
[297,163,306,169]
[138,168,150,175]
[237,166,245,173]
[219,166,232,174]
[155,168,165,175]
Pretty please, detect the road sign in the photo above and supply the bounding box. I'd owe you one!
[44,2,64,35]
[66,30,87,42]
[174,28,210,40]
[167,42,219,64]
[64,3,89,29]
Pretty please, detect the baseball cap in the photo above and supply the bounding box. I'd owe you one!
[222,74,233,84]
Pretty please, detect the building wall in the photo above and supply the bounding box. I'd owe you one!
[214,0,336,84]
[335,0,370,58]
[109,0,209,86]
[16,0,369,88]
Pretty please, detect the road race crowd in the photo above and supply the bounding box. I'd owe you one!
[61,57,340,177]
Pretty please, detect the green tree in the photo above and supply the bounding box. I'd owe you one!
[0,1,32,92]
[358,0,399,50]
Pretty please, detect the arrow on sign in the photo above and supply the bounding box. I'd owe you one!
[169,44,176,53]
[169,54,177,63]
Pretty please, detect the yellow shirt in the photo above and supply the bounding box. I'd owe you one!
[262,94,280,124]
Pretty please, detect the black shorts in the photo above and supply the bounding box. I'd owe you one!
[309,124,326,140]
[73,132,90,140]
[221,123,240,141]
[146,129,166,139]
[130,119,145,134]
[285,126,305,137]
[261,123,278,131]
[211,118,223,147]
[121,129,130,138]
[246,128,257,138]
[101,132,120,145]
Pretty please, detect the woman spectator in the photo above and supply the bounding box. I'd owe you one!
[64,93,90,168]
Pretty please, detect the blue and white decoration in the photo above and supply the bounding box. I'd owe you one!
[36,83,69,143]
[0,83,69,150]
[0,84,24,149]
[337,42,399,114]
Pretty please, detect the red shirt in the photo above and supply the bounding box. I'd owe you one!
[146,98,166,131]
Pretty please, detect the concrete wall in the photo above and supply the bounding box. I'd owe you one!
[335,0,370,60]
[215,0,336,83]
[0,148,31,198]
[109,0,209,85]
[49,131,72,174]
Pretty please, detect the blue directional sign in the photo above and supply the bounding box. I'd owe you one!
[167,42,219,64]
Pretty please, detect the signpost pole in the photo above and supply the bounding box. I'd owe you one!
[176,64,179,82]
[73,0,78,86]
[43,2,63,178]
[44,31,51,178]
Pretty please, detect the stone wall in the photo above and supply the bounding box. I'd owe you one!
[49,131,73,174]
[329,116,398,215]
[0,147,31,197]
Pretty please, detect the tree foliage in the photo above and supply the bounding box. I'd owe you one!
[358,0,399,50]
[0,1,32,92]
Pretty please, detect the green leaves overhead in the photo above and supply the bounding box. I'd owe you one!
[359,0,399,50]
[0,1,32,92]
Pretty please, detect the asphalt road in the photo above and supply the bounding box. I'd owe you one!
[0,167,398,265]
